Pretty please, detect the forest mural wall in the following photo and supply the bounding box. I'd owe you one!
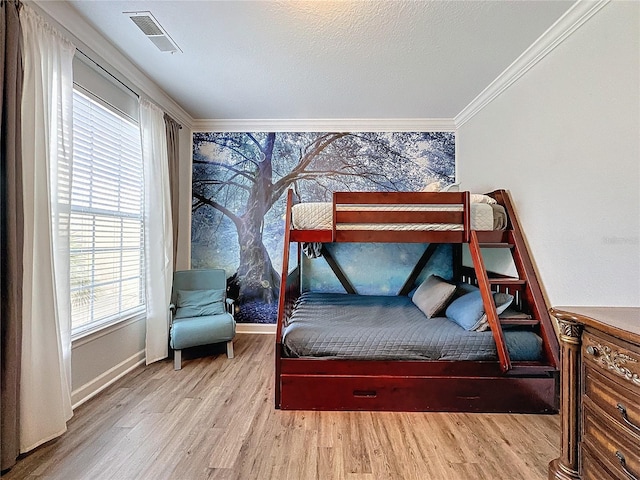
[191,131,456,323]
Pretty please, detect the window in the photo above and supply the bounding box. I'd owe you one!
[70,88,145,335]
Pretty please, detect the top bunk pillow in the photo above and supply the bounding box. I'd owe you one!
[445,290,513,331]
[175,288,225,318]
[411,275,456,319]
[470,193,497,204]
[421,181,442,192]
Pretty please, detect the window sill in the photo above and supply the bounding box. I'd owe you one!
[71,311,146,348]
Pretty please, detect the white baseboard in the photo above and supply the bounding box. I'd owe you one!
[71,350,145,409]
[236,323,276,335]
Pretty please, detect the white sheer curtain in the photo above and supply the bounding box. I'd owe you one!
[140,98,174,364]
[19,5,75,452]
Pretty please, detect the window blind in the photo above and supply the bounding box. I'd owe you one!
[70,88,145,334]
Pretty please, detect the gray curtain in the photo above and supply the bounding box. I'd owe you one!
[1,0,24,472]
[163,113,180,269]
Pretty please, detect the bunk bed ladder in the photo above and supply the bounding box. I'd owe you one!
[469,231,512,373]
[488,190,560,372]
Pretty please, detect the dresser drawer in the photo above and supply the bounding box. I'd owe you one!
[584,365,640,438]
[582,330,640,396]
[583,402,640,480]
[581,444,616,480]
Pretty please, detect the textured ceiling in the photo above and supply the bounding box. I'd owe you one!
[59,0,575,120]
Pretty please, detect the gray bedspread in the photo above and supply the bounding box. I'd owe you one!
[282,292,542,361]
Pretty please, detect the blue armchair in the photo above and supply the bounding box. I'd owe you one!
[169,269,236,370]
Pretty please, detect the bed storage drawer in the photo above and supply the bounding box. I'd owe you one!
[279,374,556,412]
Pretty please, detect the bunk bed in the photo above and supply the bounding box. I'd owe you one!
[275,189,560,413]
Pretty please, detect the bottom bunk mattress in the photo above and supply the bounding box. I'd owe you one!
[282,292,542,361]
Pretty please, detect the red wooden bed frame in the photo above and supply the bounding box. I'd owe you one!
[275,189,560,413]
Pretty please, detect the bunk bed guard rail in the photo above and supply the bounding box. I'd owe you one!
[330,191,471,243]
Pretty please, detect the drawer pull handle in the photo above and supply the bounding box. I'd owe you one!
[616,451,639,480]
[617,403,640,434]
[586,345,599,356]
[353,390,377,398]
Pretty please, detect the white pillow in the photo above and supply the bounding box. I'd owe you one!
[411,275,457,319]
[421,181,442,192]
[440,182,460,192]
[470,194,497,204]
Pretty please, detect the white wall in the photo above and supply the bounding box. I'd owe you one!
[457,1,639,307]
[70,318,145,407]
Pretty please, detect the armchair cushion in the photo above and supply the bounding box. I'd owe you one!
[170,313,236,350]
[175,288,225,318]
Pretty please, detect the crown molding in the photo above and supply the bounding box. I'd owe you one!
[455,0,610,128]
[192,118,456,132]
[32,0,194,129]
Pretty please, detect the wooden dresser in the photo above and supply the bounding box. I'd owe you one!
[548,306,640,480]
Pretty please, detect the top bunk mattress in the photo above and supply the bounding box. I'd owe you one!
[291,202,505,231]
[281,292,542,362]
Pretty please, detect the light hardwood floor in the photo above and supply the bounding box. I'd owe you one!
[3,334,560,480]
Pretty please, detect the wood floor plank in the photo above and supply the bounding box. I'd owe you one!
[3,334,561,480]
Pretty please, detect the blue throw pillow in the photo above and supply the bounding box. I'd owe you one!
[445,290,514,331]
[175,288,225,318]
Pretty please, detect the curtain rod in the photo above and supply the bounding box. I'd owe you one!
[76,48,139,99]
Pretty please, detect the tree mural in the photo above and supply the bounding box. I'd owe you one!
[192,131,455,323]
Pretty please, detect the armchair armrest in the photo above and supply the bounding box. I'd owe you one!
[169,303,176,325]
[225,298,235,315]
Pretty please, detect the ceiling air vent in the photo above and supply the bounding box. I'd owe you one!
[124,11,182,54]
